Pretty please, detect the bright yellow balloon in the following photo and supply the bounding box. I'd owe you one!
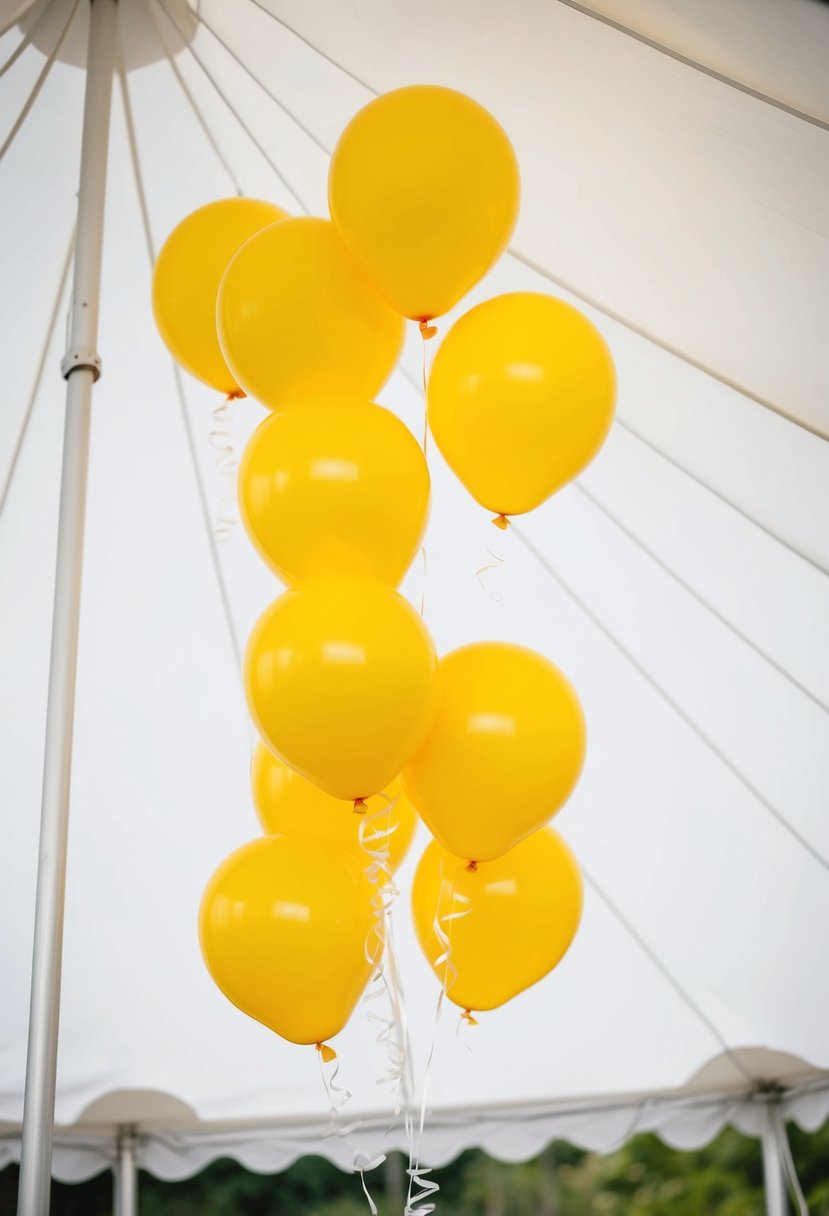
[199,834,377,1045]
[428,293,616,519]
[245,578,438,802]
[152,198,288,394]
[238,396,429,587]
[403,643,585,863]
[252,742,418,873]
[412,828,582,1013]
[217,217,404,409]
[329,85,519,321]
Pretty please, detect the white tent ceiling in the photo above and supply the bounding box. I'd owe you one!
[1,0,828,1186]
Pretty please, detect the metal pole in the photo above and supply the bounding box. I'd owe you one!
[113,1130,138,1216]
[761,1102,788,1216]
[17,2,118,1212]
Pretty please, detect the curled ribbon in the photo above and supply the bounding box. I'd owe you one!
[346,793,414,1212]
[357,794,408,1116]
[418,322,432,617]
[318,1047,361,1138]
[474,544,505,603]
[353,1151,386,1216]
[209,394,240,543]
[405,865,472,1215]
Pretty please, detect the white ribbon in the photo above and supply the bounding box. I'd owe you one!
[318,1050,361,1138]
[353,1151,387,1216]
[209,394,239,543]
[358,793,409,1113]
[405,862,472,1216]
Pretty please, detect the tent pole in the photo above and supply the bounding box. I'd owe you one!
[113,1130,138,1216]
[16,1,118,1213]
[761,1100,788,1216]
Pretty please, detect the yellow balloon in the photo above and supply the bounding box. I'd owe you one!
[199,834,377,1046]
[245,577,438,802]
[217,217,404,409]
[152,198,288,394]
[251,742,418,873]
[428,293,616,519]
[412,828,582,1013]
[238,396,429,587]
[403,643,585,863]
[329,85,519,321]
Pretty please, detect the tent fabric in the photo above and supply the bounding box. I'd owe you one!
[3,1055,829,1183]
[1,0,828,1180]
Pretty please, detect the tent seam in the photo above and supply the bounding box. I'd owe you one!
[582,872,756,1082]
[507,248,829,448]
[510,522,829,874]
[0,228,75,519]
[242,0,379,96]
[196,4,332,156]
[0,0,82,165]
[152,0,311,213]
[143,0,244,196]
[573,483,829,714]
[397,362,829,704]
[0,0,53,81]
[178,6,829,458]
[117,54,245,675]
[555,0,829,132]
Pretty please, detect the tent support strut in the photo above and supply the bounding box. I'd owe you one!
[17,1,118,1213]
[113,1129,138,1216]
[760,1096,789,1216]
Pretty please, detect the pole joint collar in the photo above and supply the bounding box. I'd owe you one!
[753,1083,784,1104]
[61,347,102,381]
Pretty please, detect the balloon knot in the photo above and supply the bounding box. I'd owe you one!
[491,513,509,531]
[226,389,246,400]
[461,1009,479,1026]
[419,319,438,340]
[316,1042,337,1063]
[465,860,478,873]
[353,798,368,813]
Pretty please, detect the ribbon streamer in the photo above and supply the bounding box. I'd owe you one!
[475,543,505,602]
[348,794,416,1211]
[209,394,240,543]
[318,1049,361,1138]
[418,322,432,617]
[405,865,472,1215]
[353,1151,387,1216]
[358,795,408,1114]
[419,544,428,619]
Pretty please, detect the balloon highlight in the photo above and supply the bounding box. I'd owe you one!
[428,292,616,517]
[217,217,404,409]
[152,197,287,394]
[330,85,519,321]
[412,828,583,1012]
[245,578,439,801]
[199,834,377,1045]
[404,642,586,862]
[238,396,429,587]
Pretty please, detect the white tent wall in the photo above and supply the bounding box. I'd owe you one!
[1,0,828,1205]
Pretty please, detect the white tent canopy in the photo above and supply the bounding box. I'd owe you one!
[1,0,828,1200]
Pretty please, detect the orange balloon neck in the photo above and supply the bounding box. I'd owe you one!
[315,1042,337,1063]
[465,860,478,873]
[491,513,509,531]
[418,319,438,340]
[353,798,368,813]
[461,1009,479,1026]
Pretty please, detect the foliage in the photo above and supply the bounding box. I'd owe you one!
[2,1118,828,1214]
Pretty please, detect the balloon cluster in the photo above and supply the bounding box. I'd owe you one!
[152,86,614,1057]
